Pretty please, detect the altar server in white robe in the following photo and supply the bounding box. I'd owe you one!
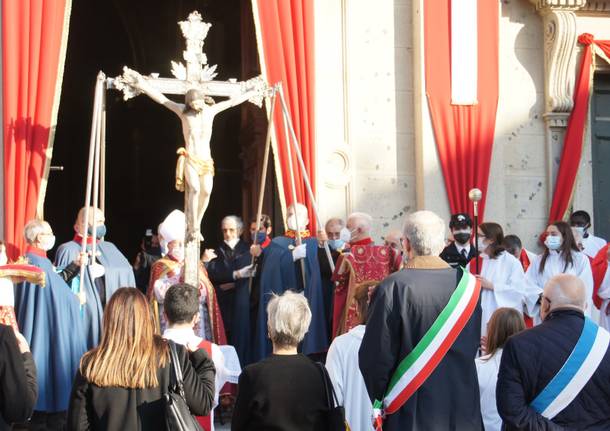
[570,210,606,258]
[325,281,375,431]
[526,221,594,320]
[598,268,610,330]
[467,222,526,336]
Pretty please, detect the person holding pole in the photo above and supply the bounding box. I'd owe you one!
[252,204,329,362]
[54,207,135,349]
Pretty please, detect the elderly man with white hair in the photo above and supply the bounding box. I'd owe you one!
[252,203,328,362]
[204,215,254,365]
[332,212,400,337]
[233,290,329,430]
[14,219,87,423]
[497,274,610,429]
[54,206,135,348]
[359,210,483,431]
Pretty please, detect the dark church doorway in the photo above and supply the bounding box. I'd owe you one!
[592,72,610,240]
[45,0,279,262]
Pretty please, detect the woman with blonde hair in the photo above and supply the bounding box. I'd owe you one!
[67,288,215,430]
[475,308,525,431]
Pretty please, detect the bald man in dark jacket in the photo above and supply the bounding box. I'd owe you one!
[497,274,610,430]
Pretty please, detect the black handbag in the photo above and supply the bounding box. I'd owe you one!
[164,341,203,431]
[316,362,350,431]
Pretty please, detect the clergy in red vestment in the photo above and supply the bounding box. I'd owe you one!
[149,210,226,345]
[332,212,400,337]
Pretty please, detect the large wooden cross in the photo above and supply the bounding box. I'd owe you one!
[109,11,266,286]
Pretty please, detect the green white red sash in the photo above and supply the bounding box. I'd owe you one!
[372,270,481,430]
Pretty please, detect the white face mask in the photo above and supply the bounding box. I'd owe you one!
[476,238,488,253]
[160,239,169,256]
[573,226,585,235]
[224,238,239,249]
[169,247,184,262]
[339,227,351,243]
[287,214,308,231]
[545,236,562,251]
[40,234,56,251]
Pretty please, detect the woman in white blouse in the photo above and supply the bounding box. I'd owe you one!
[526,221,594,319]
[476,308,525,431]
[467,222,526,336]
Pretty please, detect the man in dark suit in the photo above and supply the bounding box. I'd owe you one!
[359,210,482,430]
[204,215,254,364]
[497,274,610,430]
[440,213,476,268]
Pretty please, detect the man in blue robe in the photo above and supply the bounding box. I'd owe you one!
[54,207,135,348]
[252,203,328,361]
[13,219,87,426]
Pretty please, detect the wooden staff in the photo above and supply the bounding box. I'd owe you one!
[278,84,307,288]
[78,72,105,304]
[248,88,277,293]
[277,87,335,272]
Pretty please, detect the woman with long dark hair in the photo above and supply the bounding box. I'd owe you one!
[467,222,526,336]
[475,308,525,431]
[67,288,216,430]
[525,221,594,321]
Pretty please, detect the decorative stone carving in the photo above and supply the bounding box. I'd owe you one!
[580,0,610,12]
[529,0,587,122]
[529,0,586,10]
[323,148,351,189]
[541,9,579,114]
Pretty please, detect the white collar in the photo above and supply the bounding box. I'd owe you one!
[348,325,366,339]
[456,243,471,253]
[163,327,202,347]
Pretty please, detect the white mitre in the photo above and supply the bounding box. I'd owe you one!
[159,210,186,243]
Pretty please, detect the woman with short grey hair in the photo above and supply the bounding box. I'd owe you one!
[232,291,329,430]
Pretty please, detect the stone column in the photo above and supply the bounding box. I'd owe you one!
[529,0,586,204]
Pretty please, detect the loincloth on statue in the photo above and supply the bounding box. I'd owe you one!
[175,147,215,192]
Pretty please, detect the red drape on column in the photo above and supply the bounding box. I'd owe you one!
[424,0,499,219]
[3,0,71,258]
[547,34,610,223]
[252,0,316,231]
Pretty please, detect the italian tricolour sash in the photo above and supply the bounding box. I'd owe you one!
[530,317,610,419]
[372,270,481,430]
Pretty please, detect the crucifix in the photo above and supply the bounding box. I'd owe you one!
[109,11,266,286]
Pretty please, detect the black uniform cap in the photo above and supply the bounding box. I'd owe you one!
[449,213,472,229]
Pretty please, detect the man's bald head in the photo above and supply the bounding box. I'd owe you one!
[74,206,105,235]
[384,229,403,250]
[541,274,586,320]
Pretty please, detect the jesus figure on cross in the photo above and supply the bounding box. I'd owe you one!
[123,67,261,241]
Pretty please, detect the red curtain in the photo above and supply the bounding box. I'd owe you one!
[424,0,499,220]
[3,0,71,258]
[253,0,317,231]
[547,34,610,223]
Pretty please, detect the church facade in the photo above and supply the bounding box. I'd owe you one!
[313,0,610,249]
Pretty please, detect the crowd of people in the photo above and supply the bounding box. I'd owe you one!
[1,204,610,430]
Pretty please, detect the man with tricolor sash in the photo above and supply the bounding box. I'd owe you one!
[359,211,483,430]
[497,274,610,430]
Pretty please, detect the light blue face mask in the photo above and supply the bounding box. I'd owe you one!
[545,235,562,250]
[88,224,107,239]
[328,239,345,251]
